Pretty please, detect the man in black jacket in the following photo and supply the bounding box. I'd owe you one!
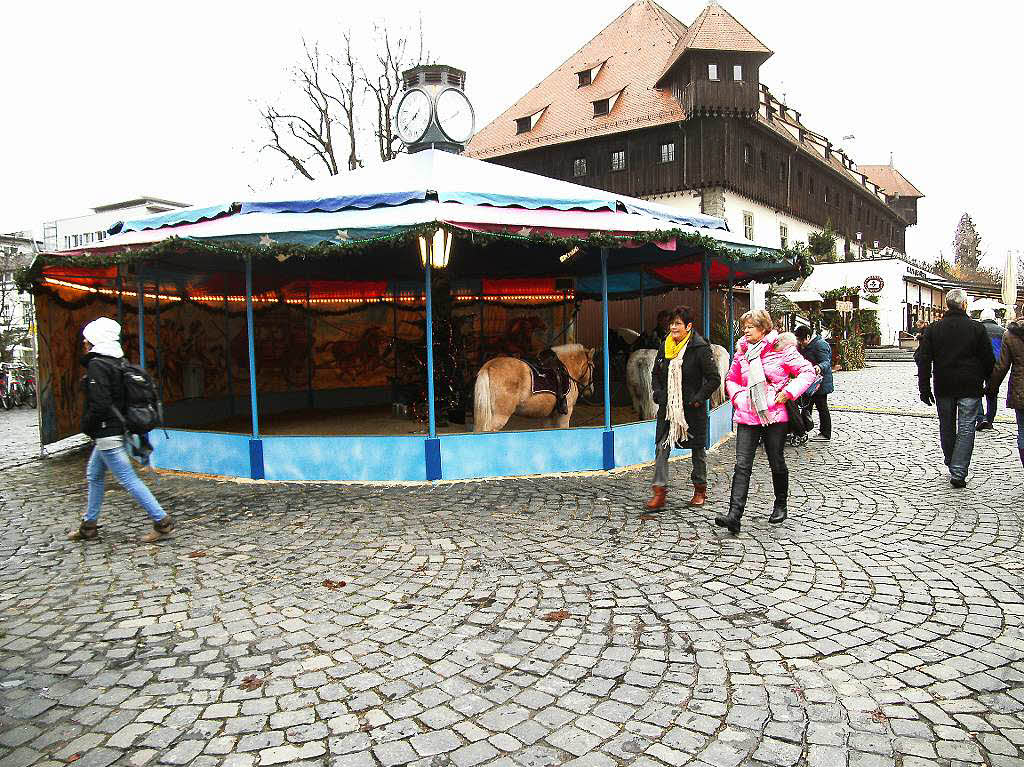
[67,317,174,543]
[915,289,996,487]
[644,306,720,510]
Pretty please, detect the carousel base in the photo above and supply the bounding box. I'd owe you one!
[150,403,735,482]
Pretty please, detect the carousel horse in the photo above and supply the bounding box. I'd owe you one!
[473,343,596,432]
[626,343,731,420]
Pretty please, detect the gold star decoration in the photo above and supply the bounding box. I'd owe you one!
[258,234,275,247]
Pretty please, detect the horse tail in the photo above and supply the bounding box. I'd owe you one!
[639,352,657,419]
[473,367,493,432]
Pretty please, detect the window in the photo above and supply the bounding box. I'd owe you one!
[743,144,752,165]
[743,211,754,241]
[593,98,610,116]
[780,224,788,249]
[573,157,588,177]
[708,64,719,81]
[733,64,743,81]
[515,116,532,134]
[659,142,675,163]
[611,149,626,171]
[824,186,830,205]
[578,69,592,87]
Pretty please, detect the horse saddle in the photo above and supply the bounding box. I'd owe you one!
[522,349,571,415]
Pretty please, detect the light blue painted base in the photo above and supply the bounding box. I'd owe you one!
[149,404,735,482]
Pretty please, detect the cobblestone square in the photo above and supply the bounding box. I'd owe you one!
[1,363,1022,766]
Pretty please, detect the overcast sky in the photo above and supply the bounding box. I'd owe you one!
[2,1,1018,268]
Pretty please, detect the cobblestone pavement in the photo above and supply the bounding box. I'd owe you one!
[2,364,1023,767]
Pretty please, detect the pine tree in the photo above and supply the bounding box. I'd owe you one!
[952,213,982,274]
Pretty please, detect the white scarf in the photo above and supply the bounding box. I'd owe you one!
[745,340,772,425]
[660,342,690,449]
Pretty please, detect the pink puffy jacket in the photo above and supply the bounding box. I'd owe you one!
[725,331,817,426]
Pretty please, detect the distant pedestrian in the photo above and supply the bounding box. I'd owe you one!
[644,306,720,511]
[794,326,833,441]
[975,308,1004,431]
[988,318,1024,469]
[715,310,816,534]
[67,318,174,543]
[914,289,996,488]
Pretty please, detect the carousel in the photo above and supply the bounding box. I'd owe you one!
[25,149,808,482]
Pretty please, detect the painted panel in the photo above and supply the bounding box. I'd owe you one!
[262,435,427,482]
[150,430,251,477]
[439,428,605,480]
[711,401,734,444]
[613,421,659,468]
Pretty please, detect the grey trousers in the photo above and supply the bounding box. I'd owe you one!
[653,443,707,488]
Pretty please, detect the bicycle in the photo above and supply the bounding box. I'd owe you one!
[1,364,29,409]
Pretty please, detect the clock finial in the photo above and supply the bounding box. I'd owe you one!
[395,65,474,155]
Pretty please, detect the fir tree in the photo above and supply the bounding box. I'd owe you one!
[952,213,982,274]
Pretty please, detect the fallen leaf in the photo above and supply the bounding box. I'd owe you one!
[638,514,658,522]
[67,755,81,763]
[239,674,268,691]
[323,579,347,590]
[542,609,571,622]
[870,707,888,724]
[188,551,206,558]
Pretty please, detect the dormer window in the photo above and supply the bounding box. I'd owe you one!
[514,106,547,134]
[578,70,592,87]
[591,87,624,117]
[708,64,719,81]
[575,60,606,88]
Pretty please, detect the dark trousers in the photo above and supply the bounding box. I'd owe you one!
[976,392,998,426]
[728,423,789,519]
[652,444,707,488]
[811,391,831,438]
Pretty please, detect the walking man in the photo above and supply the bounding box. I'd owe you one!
[988,315,1024,468]
[794,326,833,441]
[915,289,995,487]
[975,308,1003,431]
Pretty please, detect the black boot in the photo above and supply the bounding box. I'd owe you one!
[769,471,788,524]
[715,468,748,535]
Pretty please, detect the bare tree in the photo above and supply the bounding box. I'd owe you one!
[364,19,427,162]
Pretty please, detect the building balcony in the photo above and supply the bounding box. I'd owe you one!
[682,80,758,118]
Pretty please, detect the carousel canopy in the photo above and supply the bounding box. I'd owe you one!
[33,149,810,297]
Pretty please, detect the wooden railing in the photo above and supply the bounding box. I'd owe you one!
[682,80,758,117]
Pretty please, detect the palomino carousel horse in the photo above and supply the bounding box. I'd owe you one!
[473,343,596,432]
[626,343,731,420]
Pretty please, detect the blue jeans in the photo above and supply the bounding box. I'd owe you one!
[85,446,166,523]
[976,392,998,426]
[935,397,981,481]
[1017,409,1024,453]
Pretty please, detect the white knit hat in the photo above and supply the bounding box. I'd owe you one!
[82,317,124,359]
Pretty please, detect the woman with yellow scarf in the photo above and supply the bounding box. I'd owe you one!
[645,305,722,510]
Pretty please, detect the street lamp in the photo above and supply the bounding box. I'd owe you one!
[418,228,452,269]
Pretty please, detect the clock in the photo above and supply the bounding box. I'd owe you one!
[435,88,475,144]
[395,89,432,144]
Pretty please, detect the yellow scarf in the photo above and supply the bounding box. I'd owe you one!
[664,331,691,360]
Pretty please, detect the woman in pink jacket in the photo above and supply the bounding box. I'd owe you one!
[715,309,816,534]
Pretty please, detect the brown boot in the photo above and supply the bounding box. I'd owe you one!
[644,486,667,511]
[688,484,707,507]
[140,516,174,543]
[67,520,98,542]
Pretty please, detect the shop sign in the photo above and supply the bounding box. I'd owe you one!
[863,275,885,293]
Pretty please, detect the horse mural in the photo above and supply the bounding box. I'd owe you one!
[473,343,595,432]
[626,344,731,420]
[479,316,547,361]
[317,327,394,384]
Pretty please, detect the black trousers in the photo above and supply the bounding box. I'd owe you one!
[729,422,789,518]
[812,391,831,439]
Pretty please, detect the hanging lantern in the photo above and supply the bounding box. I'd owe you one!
[418,227,452,269]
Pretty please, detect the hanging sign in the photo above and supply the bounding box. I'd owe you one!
[863,275,885,293]
[836,300,854,314]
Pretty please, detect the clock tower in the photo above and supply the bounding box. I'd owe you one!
[395,65,475,154]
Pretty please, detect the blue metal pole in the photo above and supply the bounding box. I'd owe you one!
[424,258,436,439]
[245,257,260,439]
[137,271,146,368]
[728,268,735,354]
[639,269,645,333]
[115,265,124,329]
[702,254,711,449]
[601,248,612,431]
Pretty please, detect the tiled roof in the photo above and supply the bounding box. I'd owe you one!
[858,165,925,199]
[656,2,771,84]
[466,0,689,159]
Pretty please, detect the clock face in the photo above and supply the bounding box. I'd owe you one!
[395,89,432,144]
[435,88,475,143]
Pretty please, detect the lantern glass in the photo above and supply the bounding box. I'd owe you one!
[418,228,451,268]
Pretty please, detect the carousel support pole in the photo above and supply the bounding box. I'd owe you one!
[728,267,735,433]
[224,291,235,417]
[423,258,441,480]
[600,247,614,470]
[702,254,711,450]
[639,269,645,333]
[115,265,124,329]
[392,281,400,396]
[305,279,314,410]
[137,270,146,368]
[244,256,264,479]
[154,268,164,403]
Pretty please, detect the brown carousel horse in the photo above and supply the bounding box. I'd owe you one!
[473,343,596,432]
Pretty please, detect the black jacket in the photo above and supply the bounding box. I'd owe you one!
[915,307,995,398]
[651,331,720,448]
[81,353,125,439]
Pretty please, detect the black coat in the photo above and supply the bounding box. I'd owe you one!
[915,308,995,398]
[81,353,125,439]
[650,332,720,449]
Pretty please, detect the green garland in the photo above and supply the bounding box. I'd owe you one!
[16,220,813,293]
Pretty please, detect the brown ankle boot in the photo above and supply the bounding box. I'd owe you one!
[688,485,707,507]
[140,516,174,543]
[644,486,667,511]
[67,520,98,542]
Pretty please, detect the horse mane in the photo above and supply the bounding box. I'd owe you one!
[550,343,585,356]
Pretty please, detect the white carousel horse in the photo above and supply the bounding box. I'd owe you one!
[626,344,731,420]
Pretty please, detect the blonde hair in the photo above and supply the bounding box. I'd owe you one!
[739,309,773,333]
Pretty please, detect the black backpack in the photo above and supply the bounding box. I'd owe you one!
[111,360,165,435]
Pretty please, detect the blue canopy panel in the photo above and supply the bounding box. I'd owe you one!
[437,191,616,211]
[240,191,426,215]
[120,203,236,233]
[576,271,674,296]
[197,225,415,248]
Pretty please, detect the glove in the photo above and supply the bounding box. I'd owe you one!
[920,389,934,406]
